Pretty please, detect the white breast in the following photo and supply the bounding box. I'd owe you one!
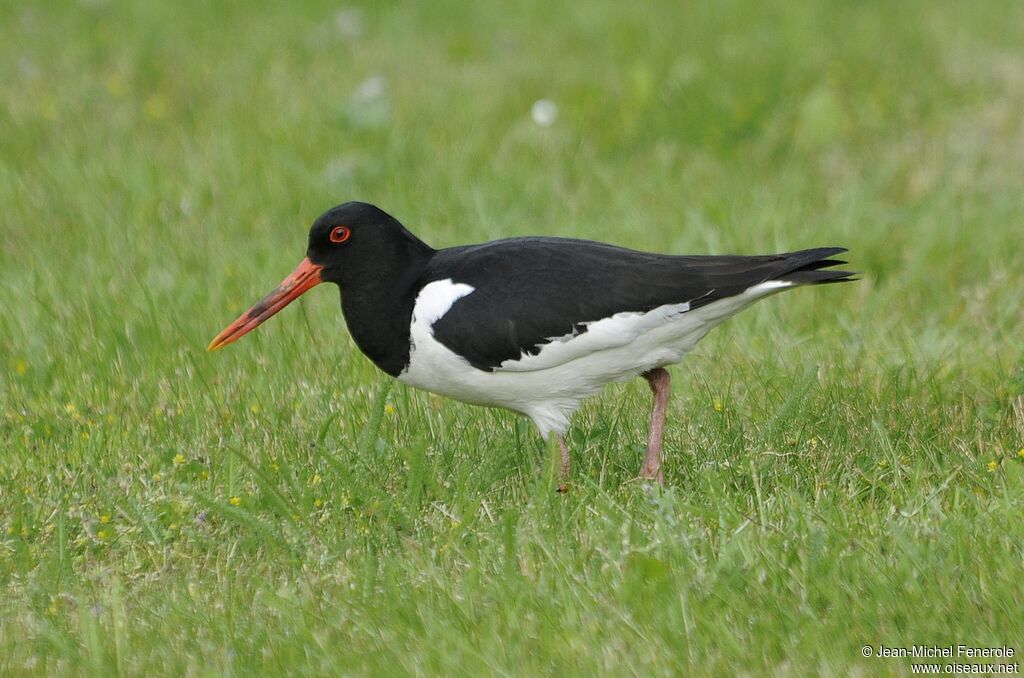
[398,279,793,438]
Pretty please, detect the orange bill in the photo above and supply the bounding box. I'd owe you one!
[207,257,324,351]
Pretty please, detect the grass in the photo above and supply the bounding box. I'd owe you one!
[2,0,1024,674]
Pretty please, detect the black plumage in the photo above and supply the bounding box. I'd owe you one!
[426,239,853,371]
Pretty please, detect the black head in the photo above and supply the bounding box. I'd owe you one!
[306,201,433,287]
[208,201,433,351]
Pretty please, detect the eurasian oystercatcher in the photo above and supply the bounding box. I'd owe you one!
[209,202,854,486]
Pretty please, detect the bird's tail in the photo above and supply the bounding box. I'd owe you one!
[773,247,856,285]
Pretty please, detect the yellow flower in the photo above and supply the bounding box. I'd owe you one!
[713,399,724,413]
[313,498,324,508]
[97,528,112,541]
[172,453,186,466]
[385,404,395,416]
[1018,448,1024,459]
[270,463,280,473]
[311,474,322,486]
[64,403,78,415]
[14,360,27,376]
[986,460,999,472]
[229,496,241,507]
[249,403,261,415]
[99,514,111,525]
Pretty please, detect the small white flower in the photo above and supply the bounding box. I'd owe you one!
[346,76,391,127]
[531,99,558,127]
[333,8,365,38]
[352,75,386,103]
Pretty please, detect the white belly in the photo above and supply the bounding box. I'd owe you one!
[397,279,791,437]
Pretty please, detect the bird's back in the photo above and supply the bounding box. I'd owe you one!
[424,237,852,372]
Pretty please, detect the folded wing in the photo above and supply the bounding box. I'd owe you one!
[425,238,853,372]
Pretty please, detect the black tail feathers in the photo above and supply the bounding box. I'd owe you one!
[776,247,857,285]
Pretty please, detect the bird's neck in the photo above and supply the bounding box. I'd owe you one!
[338,244,434,377]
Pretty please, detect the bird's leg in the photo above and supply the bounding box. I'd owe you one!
[640,367,670,484]
[556,436,571,493]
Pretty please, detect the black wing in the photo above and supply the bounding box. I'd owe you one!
[425,238,853,372]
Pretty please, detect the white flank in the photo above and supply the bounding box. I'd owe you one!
[497,302,691,372]
[399,278,795,438]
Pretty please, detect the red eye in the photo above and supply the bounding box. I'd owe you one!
[329,226,351,244]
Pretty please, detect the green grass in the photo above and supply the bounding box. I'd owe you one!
[3,0,1024,675]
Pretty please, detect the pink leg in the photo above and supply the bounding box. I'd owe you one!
[556,436,571,493]
[640,368,670,483]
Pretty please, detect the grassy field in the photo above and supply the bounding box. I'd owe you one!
[3,0,1024,675]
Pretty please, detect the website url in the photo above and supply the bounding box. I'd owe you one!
[910,663,1020,674]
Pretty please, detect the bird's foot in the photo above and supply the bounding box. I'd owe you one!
[638,464,664,485]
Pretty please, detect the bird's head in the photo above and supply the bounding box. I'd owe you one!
[207,201,429,352]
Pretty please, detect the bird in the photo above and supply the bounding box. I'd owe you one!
[209,201,854,488]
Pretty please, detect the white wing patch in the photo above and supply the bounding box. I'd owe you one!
[746,280,793,294]
[495,281,794,373]
[497,301,692,372]
[410,279,475,325]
